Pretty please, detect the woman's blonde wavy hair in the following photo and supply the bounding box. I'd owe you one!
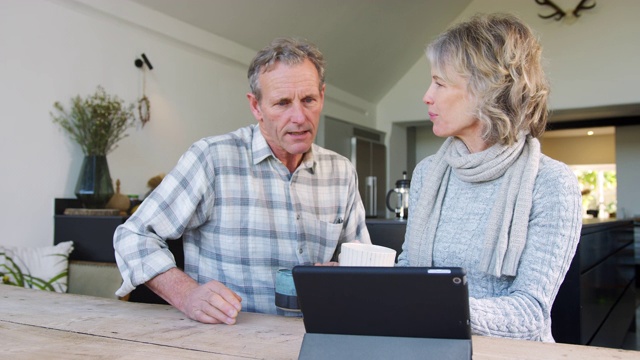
[427,13,549,146]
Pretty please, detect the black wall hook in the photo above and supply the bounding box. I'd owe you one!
[134,53,153,70]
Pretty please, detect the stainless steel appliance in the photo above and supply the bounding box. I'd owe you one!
[351,136,386,218]
[315,116,387,219]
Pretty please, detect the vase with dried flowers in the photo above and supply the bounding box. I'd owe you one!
[51,86,136,208]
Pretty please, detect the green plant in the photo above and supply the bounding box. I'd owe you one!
[576,170,617,191]
[0,251,69,292]
[51,86,136,156]
[576,170,597,190]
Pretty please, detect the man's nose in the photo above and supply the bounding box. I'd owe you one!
[289,102,306,123]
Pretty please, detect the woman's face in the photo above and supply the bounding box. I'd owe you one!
[423,67,486,152]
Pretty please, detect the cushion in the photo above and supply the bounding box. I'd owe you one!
[67,260,123,299]
[0,241,74,293]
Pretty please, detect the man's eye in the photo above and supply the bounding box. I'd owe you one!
[277,100,289,106]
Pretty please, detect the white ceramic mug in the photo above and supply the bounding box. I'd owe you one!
[339,243,396,267]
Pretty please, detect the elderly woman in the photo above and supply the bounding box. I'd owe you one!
[397,13,582,342]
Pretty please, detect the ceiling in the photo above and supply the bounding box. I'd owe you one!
[129,0,472,103]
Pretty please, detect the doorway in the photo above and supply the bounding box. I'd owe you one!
[541,127,617,219]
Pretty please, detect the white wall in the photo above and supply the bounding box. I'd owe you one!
[0,0,376,248]
[378,0,640,211]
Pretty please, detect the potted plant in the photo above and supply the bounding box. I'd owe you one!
[51,86,136,208]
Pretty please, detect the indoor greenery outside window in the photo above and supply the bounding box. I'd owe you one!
[572,164,617,219]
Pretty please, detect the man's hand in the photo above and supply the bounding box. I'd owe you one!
[180,280,243,324]
[146,268,242,324]
[314,261,339,266]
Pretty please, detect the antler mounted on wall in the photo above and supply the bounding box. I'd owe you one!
[535,0,596,22]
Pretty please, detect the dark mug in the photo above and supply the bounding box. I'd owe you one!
[275,269,300,311]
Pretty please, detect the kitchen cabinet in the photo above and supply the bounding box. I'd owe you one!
[551,219,636,348]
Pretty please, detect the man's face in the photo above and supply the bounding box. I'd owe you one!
[247,59,325,167]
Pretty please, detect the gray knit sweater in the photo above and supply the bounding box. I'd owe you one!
[397,154,582,342]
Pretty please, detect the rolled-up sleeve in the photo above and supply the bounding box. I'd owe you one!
[113,141,213,296]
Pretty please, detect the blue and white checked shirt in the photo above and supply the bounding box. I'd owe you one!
[114,124,370,314]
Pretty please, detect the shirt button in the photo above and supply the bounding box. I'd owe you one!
[296,214,301,220]
[298,248,303,254]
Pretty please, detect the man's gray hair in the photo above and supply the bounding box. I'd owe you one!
[248,38,325,101]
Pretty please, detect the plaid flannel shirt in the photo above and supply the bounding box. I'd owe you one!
[114,124,370,314]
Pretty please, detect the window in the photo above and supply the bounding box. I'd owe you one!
[571,164,617,219]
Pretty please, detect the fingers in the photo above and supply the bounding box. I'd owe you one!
[206,283,243,322]
[182,281,243,325]
[190,306,232,325]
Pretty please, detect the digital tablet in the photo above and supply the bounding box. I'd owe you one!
[292,266,471,340]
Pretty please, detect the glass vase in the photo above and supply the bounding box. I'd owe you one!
[75,155,114,209]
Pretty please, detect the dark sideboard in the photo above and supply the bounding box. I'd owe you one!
[53,199,126,263]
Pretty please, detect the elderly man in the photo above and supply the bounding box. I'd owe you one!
[113,38,370,325]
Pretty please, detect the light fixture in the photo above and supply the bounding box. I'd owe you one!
[134,53,153,70]
[134,53,153,127]
[587,130,594,136]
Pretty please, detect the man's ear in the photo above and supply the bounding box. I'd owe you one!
[247,93,262,122]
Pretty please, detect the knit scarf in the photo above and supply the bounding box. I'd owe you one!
[408,133,540,277]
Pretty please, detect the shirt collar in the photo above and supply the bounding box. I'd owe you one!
[251,124,273,165]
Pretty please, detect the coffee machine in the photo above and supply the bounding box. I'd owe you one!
[386,171,410,220]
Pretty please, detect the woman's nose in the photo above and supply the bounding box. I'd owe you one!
[423,90,433,105]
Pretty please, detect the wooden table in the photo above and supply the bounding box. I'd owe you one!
[1,286,638,359]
